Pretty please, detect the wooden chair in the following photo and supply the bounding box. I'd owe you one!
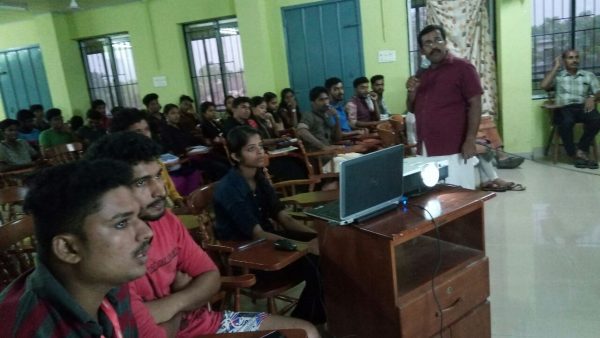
[0,186,29,223]
[43,142,84,165]
[0,215,36,289]
[186,183,303,315]
[0,166,38,189]
[376,121,399,148]
[542,101,599,163]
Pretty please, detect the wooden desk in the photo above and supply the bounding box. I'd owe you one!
[199,329,307,338]
[280,190,338,208]
[228,240,307,271]
[313,186,494,338]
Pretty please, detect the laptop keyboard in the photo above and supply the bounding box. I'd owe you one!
[312,202,341,220]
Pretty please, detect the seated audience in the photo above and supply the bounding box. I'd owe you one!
[263,92,285,132]
[84,131,319,338]
[0,119,39,172]
[214,126,325,325]
[250,96,277,140]
[296,86,342,151]
[540,49,600,169]
[370,74,391,117]
[222,96,257,136]
[68,115,84,133]
[111,108,185,208]
[142,93,164,141]
[224,95,235,116]
[178,95,201,136]
[16,109,40,149]
[345,76,382,129]
[30,104,49,131]
[91,99,110,129]
[38,108,75,151]
[278,88,301,128]
[325,77,362,137]
[199,101,224,145]
[160,103,195,156]
[0,159,152,337]
[77,109,107,147]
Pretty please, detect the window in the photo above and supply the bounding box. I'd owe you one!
[184,17,246,110]
[79,34,140,111]
[532,0,600,97]
[406,0,428,75]
[406,0,496,75]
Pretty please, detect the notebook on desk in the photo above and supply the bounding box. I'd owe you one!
[304,144,404,225]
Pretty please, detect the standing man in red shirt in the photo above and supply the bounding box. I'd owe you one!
[406,24,482,188]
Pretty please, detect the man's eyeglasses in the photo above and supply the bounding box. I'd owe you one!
[422,38,445,48]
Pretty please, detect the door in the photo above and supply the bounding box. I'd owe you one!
[0,46,52,119]
[282,0,364,112]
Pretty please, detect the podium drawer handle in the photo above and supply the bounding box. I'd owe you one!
[436,297,462,316]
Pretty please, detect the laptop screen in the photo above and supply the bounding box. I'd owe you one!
[339,144,404,220]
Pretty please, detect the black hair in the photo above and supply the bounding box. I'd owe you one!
[309,86,328,102]
[24,159,133,264]
[110,108,146,133]
[370,74,384,85]
[200,101,216,115]
[250,96,265,108]
[69,116,84,131]
[45,108,62,121]
[324,77,343,90]
[84,131,162,165]
[30,104,43,112]
[16,109,34,122]
[418,24,446,49]
[179,95,194,103]
[0,118,19,131]
[232,96,251,108]
[562,49,578,59]
[91,99,106,110]
[86,109,104,120]
[353,77,369,88]
[263,92,277,103]
[163,103,178,115]
[224,95,235,105]
[142,93,159,106]
[226,126,260,166]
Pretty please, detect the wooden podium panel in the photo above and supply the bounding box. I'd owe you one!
[314,186,494,338]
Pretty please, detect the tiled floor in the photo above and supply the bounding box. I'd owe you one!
[487,159,600,338]
[238,158,600,337]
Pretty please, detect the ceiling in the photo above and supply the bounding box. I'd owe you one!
[0,0,141,24]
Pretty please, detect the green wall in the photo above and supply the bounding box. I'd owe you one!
[0,0,546,154]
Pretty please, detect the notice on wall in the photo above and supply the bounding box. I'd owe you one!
[378,50,396,63]
[153,76,167,87]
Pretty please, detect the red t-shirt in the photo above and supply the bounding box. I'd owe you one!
[129,210,222,337]
[413,53,483,156]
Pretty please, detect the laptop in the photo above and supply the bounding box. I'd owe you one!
[305,144,404,225]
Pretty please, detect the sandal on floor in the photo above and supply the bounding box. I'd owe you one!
[506,183,526,191]
[574,157,589,168]
[481,182,508,192]
[587,160,599,169]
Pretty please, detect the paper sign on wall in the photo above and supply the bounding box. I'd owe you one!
[153,76,167,87]
[378,50,396,63]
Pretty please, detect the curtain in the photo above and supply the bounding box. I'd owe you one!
[426,0,498,117]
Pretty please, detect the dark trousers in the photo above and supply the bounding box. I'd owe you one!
[554,104,600,157]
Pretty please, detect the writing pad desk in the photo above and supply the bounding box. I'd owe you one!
[313,186,495,338]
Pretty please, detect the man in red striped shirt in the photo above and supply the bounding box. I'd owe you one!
[0,159,153,337]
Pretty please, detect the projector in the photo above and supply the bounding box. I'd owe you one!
[403,156,449,196]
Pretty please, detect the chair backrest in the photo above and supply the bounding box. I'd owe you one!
[0,215,36,289]
[377,122,399,148]
[43,142,84,165]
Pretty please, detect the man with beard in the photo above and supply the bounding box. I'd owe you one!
[406,24,482,188]
[541,49,600,169]
[345,76,382,129]
[0,159,152,337]
[370,74,391,117]
[324,77,365,138]
[85,132,319,338]
[296,86,342,152]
